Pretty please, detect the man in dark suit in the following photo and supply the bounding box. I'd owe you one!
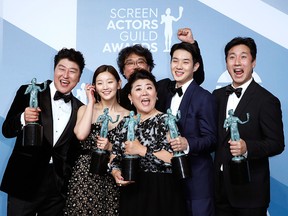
[156,30,217,216]
[1,48,85,215]
[212,37,285,216]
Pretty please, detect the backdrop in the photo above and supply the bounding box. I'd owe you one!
[0,0,287,215]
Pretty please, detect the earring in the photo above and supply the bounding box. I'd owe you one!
[130,100,133,105]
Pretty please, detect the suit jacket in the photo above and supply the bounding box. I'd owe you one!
[156,79,217,201]
[1,80,83,200]
[212,79,285,208]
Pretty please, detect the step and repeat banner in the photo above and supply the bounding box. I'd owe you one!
[0,0,287,215]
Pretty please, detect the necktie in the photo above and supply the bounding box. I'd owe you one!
[170,86,183,97]
[225,85,242,98]
[54,91,72,103]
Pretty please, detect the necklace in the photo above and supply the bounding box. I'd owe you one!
[140,109,158,122]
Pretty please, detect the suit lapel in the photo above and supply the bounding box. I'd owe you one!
[234,80,257,118]
[39,81,53,146]
[178,81,197,127]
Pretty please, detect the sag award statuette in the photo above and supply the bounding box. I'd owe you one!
[224,109,250,184]
[90,108,119,175]
[165,108,190,179]
[22,78,47,147]
[121,111,141,181]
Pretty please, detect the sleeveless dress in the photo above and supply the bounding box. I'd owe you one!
[111,113,187,216]
[64,123,119,216]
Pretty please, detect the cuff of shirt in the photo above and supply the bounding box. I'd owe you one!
[20,112,25,127]
[184,143,190,154]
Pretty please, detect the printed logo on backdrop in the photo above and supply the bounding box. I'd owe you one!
[103,6,184,53]
[216,70,262,89]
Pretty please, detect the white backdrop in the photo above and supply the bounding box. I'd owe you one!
[0,0,287,215]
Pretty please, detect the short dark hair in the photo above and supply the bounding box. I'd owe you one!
[117,44,155,79]
[224,37,257,62]
[54,48,85,75]
[170,42,201,65]
[170,42,204,85]
[126,68,157,94]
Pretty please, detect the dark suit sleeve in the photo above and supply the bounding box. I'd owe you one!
[2,85,30,138]
[246,94,284,158]
[193,41,205,86]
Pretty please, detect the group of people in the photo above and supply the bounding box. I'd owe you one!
[1,27,285,216]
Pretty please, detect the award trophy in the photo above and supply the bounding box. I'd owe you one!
[165,108,190,180]
[22,78,47,147]
[224,109,250,184]
[121,111,141,181]
[90,108,119,175]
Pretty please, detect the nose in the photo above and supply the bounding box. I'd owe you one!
[63,69,69,78]
[175,61,183,69]
[141,89,148,95]
[235,56,241,65]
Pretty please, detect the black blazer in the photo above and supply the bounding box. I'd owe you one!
[212,80,285,208]
[1,80,83,200]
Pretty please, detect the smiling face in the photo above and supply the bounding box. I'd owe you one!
[226,44,256,87]
[170,49,199,87]
[95,71,121,102]
[128,78,157,115]
[54,58,81,94]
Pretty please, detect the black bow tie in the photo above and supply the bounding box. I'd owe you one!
[54,91,72,103]
[225,85,242,98]
[170,86,183,97]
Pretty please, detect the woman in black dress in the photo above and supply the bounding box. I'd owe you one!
[110,69,187,216]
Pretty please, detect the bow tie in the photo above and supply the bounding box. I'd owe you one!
[170,86,183,97]
[225,85,242,98]
[53,91,72,103]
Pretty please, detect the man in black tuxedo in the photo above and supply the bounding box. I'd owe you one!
[1,48,85,215]
[156,29,217,216]
[213,37,285,216]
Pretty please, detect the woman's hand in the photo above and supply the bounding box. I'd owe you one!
[111,169,134,186]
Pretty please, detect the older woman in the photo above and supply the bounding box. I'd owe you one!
[110,69,187,216]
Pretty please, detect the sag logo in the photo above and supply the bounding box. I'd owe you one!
[161,6,184,52]
[215,70,262,89]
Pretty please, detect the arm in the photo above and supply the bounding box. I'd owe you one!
[2,85,30,138]
[74,84,96,140]
[246,95,284,158]
[186,92,217,154]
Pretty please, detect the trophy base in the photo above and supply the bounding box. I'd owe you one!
[121,157,139,181]
[230,157,251,185]
[22,123,43,147]
[89,150,109,175]
[172,155,191,180]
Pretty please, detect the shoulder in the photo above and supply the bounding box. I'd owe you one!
[251,82,280,104]
[157,78,172,88]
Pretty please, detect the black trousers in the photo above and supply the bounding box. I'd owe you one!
[7,165,65,216]
[215,171,267,216]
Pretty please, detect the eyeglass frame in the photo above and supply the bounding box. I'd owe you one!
[124,58,147,68]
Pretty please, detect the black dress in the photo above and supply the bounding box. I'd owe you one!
[64,123,119,216]
[111,113,187,216]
